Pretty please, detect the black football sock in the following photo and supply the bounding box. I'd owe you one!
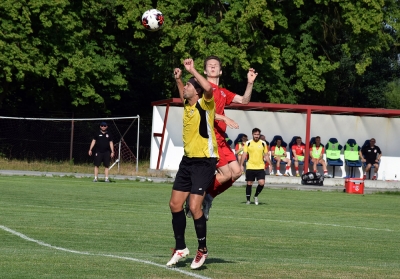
[255,185,264,197]
[172,210,186,250]
[194,214,207,250]
[246,185,252,201]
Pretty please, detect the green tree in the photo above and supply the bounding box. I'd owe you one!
[386,79,400,109]
[0,0,128,114]
[118,0,398,106]
[1,0,399,115]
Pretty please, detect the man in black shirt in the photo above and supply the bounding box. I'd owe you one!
[88,121,115,182]
[360,138,382,180]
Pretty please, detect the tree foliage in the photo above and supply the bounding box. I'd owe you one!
[0,0,399,117]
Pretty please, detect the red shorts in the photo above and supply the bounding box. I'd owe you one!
[216,140,237,168]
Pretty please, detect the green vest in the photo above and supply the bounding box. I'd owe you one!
[326,141,341,160]
[311,144,323,159]
[274,146,285,157]
[344,143,359,161]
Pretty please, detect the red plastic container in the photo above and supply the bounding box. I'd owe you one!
[345,178,365,194]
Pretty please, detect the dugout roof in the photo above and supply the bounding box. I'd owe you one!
[151,98,400,170]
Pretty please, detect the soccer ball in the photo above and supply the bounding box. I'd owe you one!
[141,9,164,31]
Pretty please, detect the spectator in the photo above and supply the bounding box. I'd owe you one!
[235,133,248,169]
[309,136,332,178]
[360,138,382,180]
[224,132,233,147]
[291,137,306,177]
[271,139,292,176]
[88,121,115,182]
[239,128,272,205]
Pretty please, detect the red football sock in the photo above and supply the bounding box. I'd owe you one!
[208,179,233,198]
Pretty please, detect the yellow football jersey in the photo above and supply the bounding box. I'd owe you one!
[182,97,219,159]
[243,139,268,170]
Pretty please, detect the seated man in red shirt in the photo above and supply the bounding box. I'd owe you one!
[271,139,292,176]
[292,137,306,177]
[310,136,332,178]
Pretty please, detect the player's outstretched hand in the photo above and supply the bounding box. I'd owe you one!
[174,68,182,80]
[248,68,258,83]
[225,117,239,129]
[183,58,195,74]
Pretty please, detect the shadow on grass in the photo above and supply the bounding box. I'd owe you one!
[241,201,268,205]
[173,257,235,270]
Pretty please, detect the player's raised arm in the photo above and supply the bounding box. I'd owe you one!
[174,68,184,103]
[232,68,258,104]
[183,58,212,99]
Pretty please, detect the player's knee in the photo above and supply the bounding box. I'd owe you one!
[189,202,202,217]
[232,169,242,180]
[169,200,182,212]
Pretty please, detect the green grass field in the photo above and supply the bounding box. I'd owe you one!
[0,176,399,279]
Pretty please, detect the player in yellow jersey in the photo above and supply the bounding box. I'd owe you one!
[239,128,272,205]
[166,59,218,270]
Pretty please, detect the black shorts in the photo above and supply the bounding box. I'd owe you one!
[365,159,378,166]
[173,156,217,195]
[245,169,266,182]
[94,151,111,168]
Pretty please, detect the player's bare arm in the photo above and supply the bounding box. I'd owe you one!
[264,154,272,165]
[174,68,184,103]
[215,113,239,129]
[239,151,247,172]
[109,141,115,158]
[183,58,212,99]
[232,68,258,104]
[88,140,96,156]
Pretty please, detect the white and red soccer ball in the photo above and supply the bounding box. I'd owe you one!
[141,9,164,31]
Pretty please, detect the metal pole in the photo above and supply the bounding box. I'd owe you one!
[304,108,312,173]
[69,114,74,162]
[136,115,140,173]
[118,141,121,173]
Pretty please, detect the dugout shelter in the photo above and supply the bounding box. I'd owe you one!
[151,99,400,180]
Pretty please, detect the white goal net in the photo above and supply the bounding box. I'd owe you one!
[0,116,140,173]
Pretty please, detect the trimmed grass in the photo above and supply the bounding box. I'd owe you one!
[0,158,169,177]
[0,176,399,278]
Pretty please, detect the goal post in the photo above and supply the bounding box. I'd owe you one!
[0,116,140,173]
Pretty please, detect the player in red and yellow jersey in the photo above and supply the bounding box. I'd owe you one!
[292,137,306,177]
[201,55,258,219]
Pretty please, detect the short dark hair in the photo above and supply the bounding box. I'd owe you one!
[315,136,321,140]
[296,137,302,140]
[252,128,261,134]
[204,55,222,70]
[188,77,204,96]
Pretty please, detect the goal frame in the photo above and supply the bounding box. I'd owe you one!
[0,115,140,173]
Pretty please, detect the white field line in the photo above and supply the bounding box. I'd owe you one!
[0,225,211,279]
[221,216,395,232]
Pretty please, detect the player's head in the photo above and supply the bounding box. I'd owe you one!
[370,138,376,146]
[242,134,248,142]
[276,139,282,146]
[100,121,108,130]
[184,77,204,99]
[296,137,302,144]
[315,136,321,145]
[252,128,261,141]
[204,55,222,78]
